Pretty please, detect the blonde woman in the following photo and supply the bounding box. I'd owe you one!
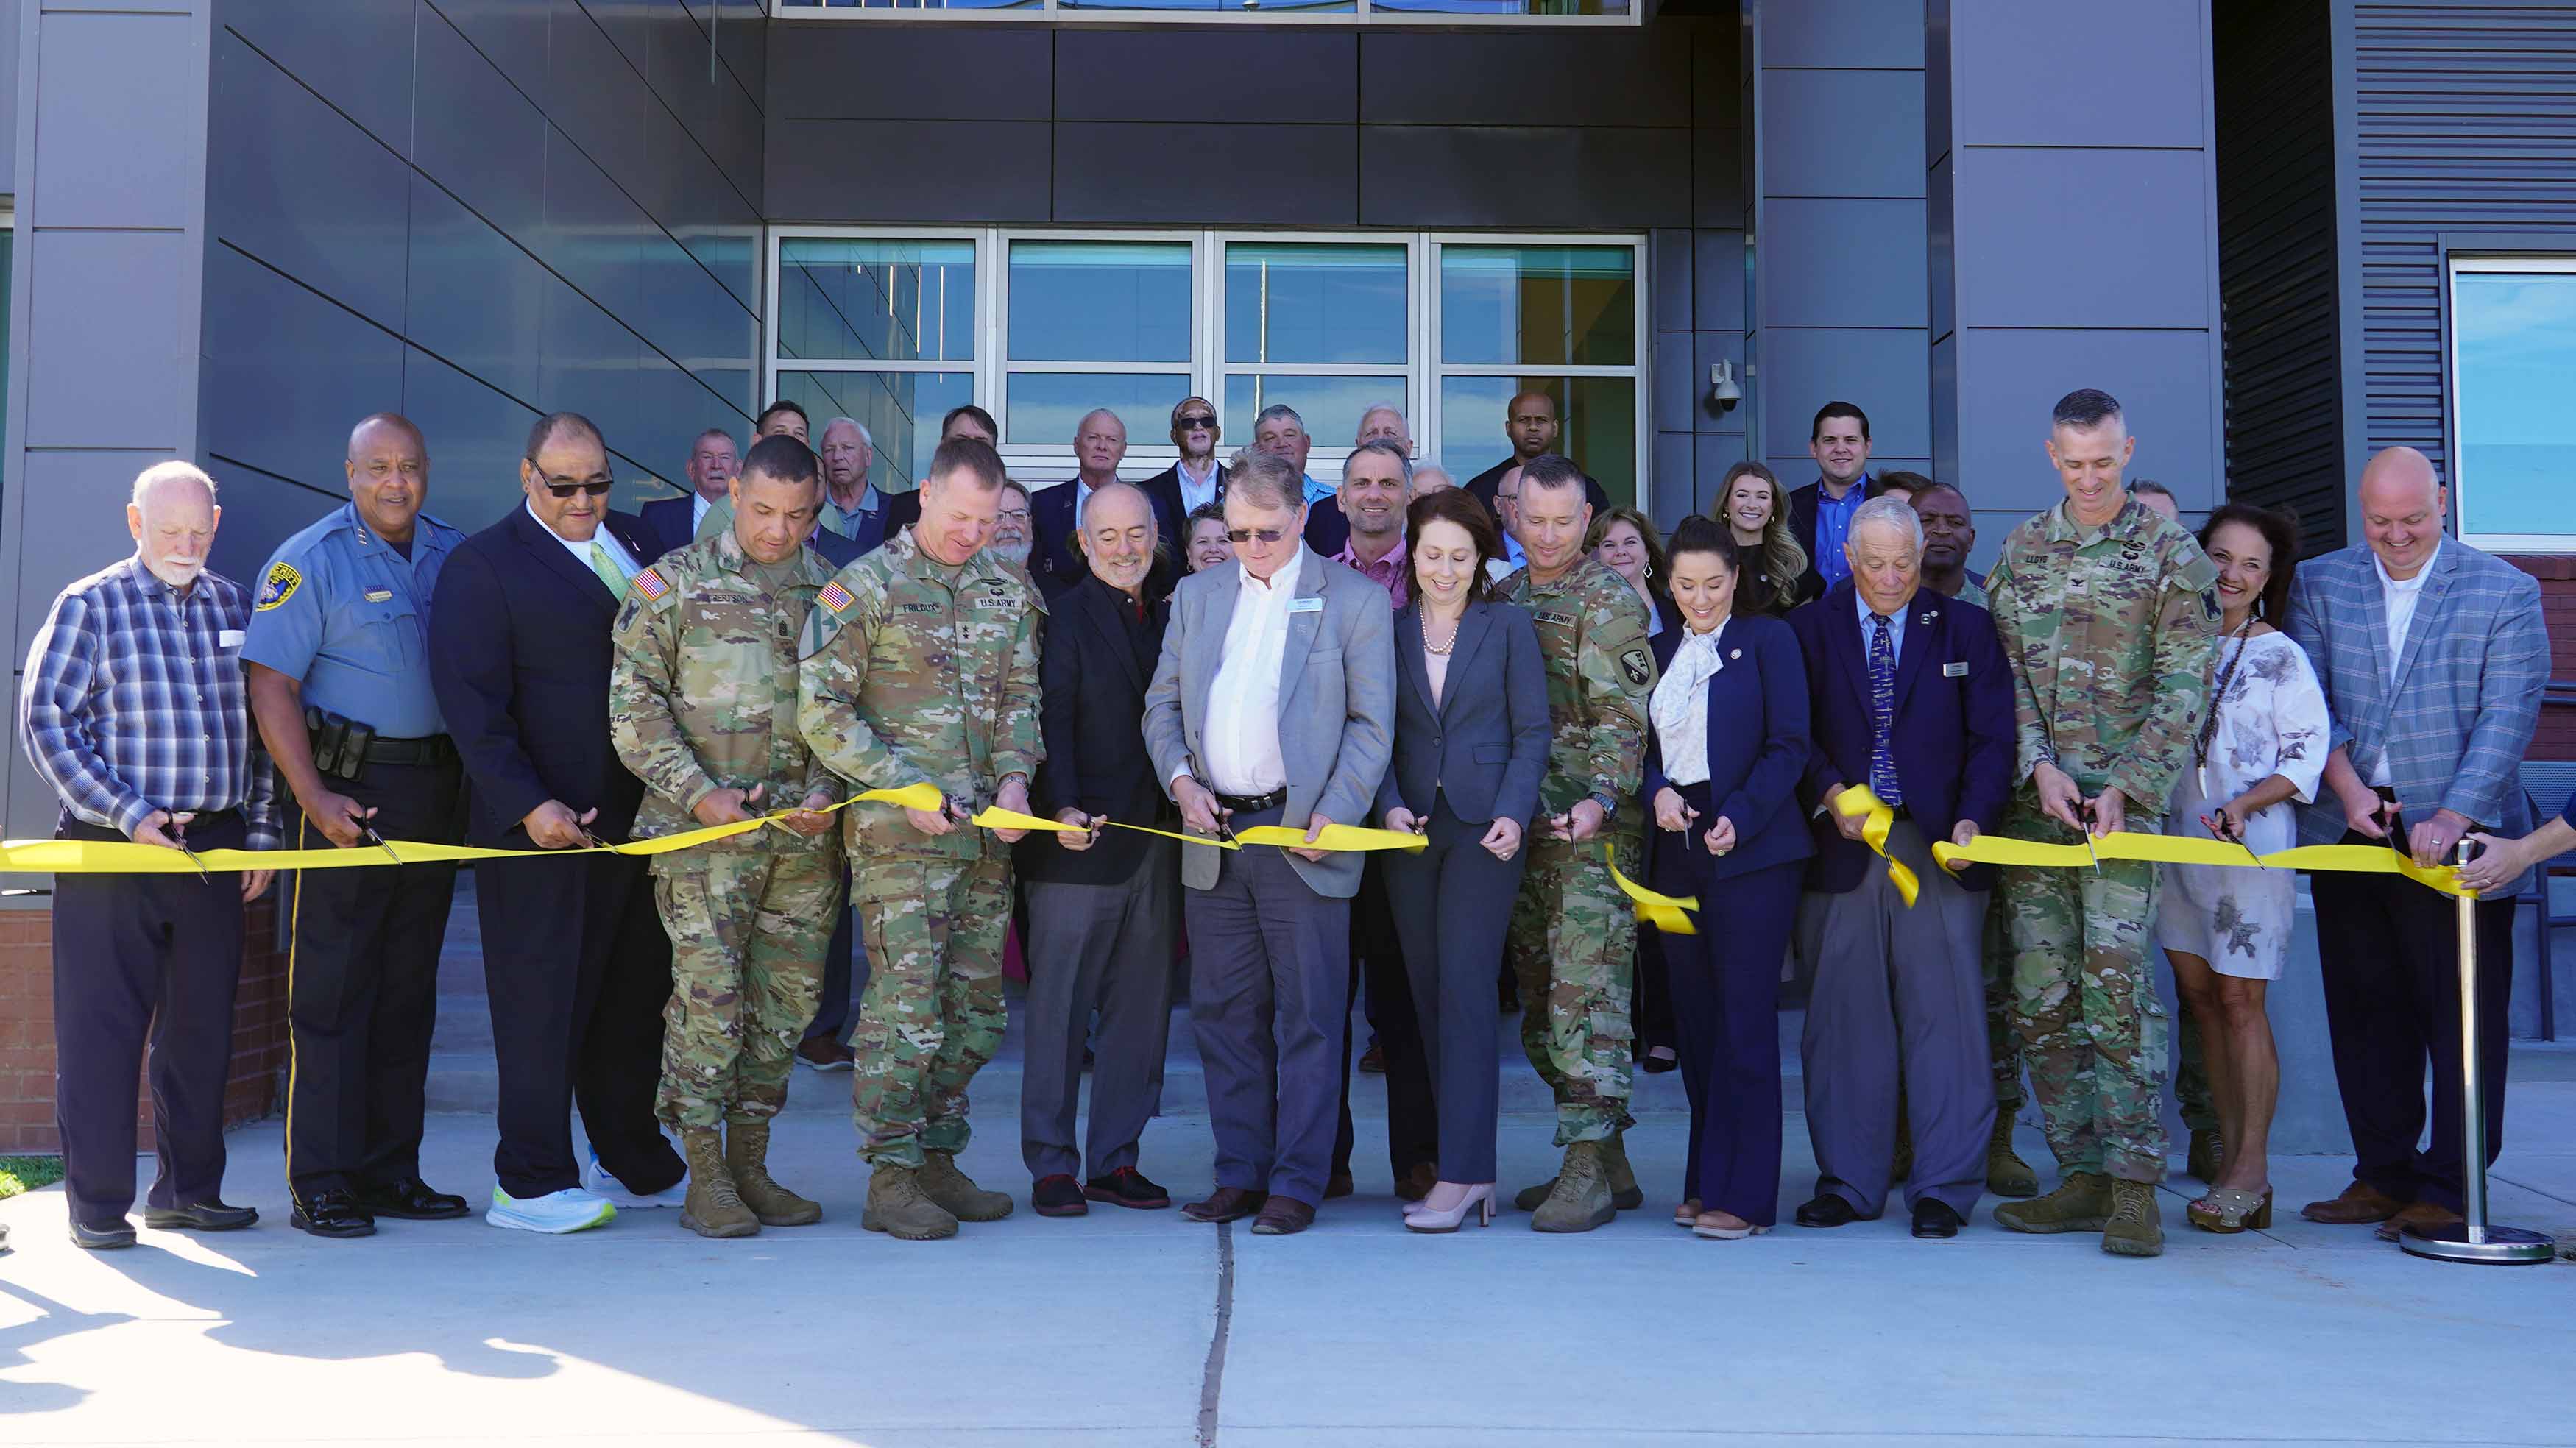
[1716,461,1811,615]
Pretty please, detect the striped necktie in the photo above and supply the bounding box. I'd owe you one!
[1868,612,1903,807]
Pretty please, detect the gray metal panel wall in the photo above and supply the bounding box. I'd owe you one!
[198,0,766,590]
[2215,0,2344,554]
[2346,0,2576,539]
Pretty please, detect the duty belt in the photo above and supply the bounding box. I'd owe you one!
[366,734,458,767]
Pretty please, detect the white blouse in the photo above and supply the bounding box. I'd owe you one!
[2168,629,2329,853]
[1649,620,1727,788]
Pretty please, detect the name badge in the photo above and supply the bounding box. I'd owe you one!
[217,629,245,648]
[364,587,394,603]
[1287,597,1323,614]
[1942,661,1968,678]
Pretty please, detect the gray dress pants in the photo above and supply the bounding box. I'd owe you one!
[1020,838,1180,1181]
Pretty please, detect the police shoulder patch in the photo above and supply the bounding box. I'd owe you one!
[1619,647,1653,687]
[631,567,670,603]
[253,561,301,612]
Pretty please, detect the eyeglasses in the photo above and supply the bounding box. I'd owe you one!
[540,479,613,499]
[1225,527,1293,544]
[1176,414,1217,430]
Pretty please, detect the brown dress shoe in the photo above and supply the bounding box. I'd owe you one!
[1250,1196,1317,1235]
[1395,1163,1440,1203]
[2376,1201,2463,1243]
[1182,1187,1268,1224]
[2300,1180,2406,1224]
[1323,1173,1356,1199]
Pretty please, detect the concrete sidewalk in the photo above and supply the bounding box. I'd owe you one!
[5,1040,2575,1447]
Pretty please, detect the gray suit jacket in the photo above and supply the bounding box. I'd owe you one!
[1374,600,1551,828]
[1143,547,1396,898]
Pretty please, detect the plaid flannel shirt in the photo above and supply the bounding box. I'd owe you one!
[18,555,281,849]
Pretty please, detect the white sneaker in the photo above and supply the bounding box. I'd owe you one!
[581,1150,687,1210]
[486,1187,616,1235]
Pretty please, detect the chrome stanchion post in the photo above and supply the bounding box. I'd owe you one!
[2401,840,2555,1264]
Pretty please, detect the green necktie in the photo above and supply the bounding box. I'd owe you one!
[589,540,629,601]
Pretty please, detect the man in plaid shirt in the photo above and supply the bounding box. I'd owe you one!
[18,461,280,1249]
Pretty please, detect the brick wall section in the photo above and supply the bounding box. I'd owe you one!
[0,892,289,1155]
[2505,556,2576,764]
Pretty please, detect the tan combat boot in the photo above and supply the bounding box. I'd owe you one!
[2186,1126,2226,1185]
[917,1151,1013,1222]
[1991,1170,2111,1234]
[862,1164,959,1241]
[1513,1170,1561,1213]
[725,1115,821,1227]
[2101,1178,2165,1257]
[677,1127,759,1240]
[1600,1128,1645,1211]
[1529,1140,1615,1233]
[1986,1112,2039,1199]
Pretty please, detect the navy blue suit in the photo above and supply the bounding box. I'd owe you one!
[427,503,680,1202]
[1641,613,1812,1227]
[1786,583,2012,894]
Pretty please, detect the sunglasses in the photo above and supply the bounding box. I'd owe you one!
[1176,414,1217,430]
[1225,526,1293,544]
[542,480,613,499]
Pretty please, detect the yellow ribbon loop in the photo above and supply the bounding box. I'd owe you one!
[1605,843,1699,935]
[1929,831,2474,898]
[1833,784,1920,909]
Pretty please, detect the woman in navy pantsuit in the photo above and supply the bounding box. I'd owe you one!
[1377,489,1553,1233]
[1643,517,1815,1240]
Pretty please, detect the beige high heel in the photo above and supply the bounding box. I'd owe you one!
[2187,1186,2273,1233]
[1405,1184,1495,1233]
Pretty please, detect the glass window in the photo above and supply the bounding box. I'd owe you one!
[1224,375,1409,451]
[775,369,974,494]
[1225,243,1406,365]
[1373,0,1627,10]
[1008,240,1192,363]
[1006,373,1193,447]
[2453,263,2576,544]
[778,238,974,363]
[1437,375,1636,500]
[1440,244,1636,367]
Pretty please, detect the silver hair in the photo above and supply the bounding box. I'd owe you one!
[1850,494,1924,553]
[1354,402,1407,439]
[1340,438,1414,486]
[1411,463,1454,489]
[132,459,216,508]
[1226,450,1304,511]
[1076,408,1125,437]
[1253,403,1304,433]
[824,416,872,448]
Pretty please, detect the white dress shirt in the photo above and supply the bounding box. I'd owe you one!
[1175,458,1221,515]
[1855,589,1908,661]
[2366,536,2438,787]
[1649,620,1727,788]
[1190,545,1306,797]
[690,492,711,531]
[528,499,640,579]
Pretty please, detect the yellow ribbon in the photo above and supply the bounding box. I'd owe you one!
[0,781,1426,876]
[1930,831,2474,898]
[1832,784,1921,909]
[1605,843,1699,935]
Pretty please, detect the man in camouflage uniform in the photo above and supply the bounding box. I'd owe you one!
[611,436,845,1240]
[1984,388,2218,1257]
[797,436,1044,1241]
[1493,453,1658,1232]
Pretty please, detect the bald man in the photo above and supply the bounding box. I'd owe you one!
[1031,408,1181,598]
[1464,391,1610,520]
[2286,447,2548,1242]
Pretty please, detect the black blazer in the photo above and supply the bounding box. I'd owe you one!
[1642,614,1816,888]
[1373,600,1551,828]
[1786,583,2014,894]
[1463,458,1610,518]
[636,491,866,569]
[1786,475,1886,601]
[427,504,657,847]
[1139,461,1225,539]
[1020,574,1175,886]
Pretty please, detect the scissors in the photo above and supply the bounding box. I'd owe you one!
[358,823,404,867]
[2198,811,2265,870]
[2076,799,2103,875]
[167,811,211,881]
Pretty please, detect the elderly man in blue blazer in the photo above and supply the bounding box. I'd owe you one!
[1786,497,2016,1238]
[2285,446,2548,1241]
[1143,450,1395,1237]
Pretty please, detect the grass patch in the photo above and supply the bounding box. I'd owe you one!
[0,1154,66,1200]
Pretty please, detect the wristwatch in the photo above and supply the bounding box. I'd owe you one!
[1588,789,1619,825]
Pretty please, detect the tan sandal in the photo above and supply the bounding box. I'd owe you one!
[2187,1187,2273,1233]
[1672,1198,1701,1227]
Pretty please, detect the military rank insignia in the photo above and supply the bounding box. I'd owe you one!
[2201,588,2221,621]
[1620,647,1653,686]
[819,581,857,616]
[254,561,301,612]
[631,567,670,603]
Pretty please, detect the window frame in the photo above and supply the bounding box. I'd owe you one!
[768,0,1641,28]
[2444,248,2576,554]
[763,227,1650,500]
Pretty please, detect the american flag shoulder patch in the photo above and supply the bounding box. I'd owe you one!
[819,581,856,615]
[631,567,670,602]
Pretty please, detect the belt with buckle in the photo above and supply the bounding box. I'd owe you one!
[367,734,458,767]
[1214,788,1286,815]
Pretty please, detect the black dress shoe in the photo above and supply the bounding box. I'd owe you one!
[1181,1187,1267,1224]
[358,1178,470,1221]
[1032,1174,1089,1217]
[1794,1193,1877,1228]
[68,1218,136,1250]
[1322,1173,1356,1200]
[1083,1167,1171,1210]
[142,1199,258,1231]
[1912,1199,1964,1239]
[290,1189,378,1239]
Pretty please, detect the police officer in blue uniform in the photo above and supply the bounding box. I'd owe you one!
[244,413,473,1239]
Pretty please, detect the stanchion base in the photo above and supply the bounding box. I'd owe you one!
[2399,1221,2557,1265]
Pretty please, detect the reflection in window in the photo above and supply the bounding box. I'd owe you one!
[1225,244,1406,365]
[1440,244,1636,367]
[1438,375,1635,503]
[778,238,974,363]
[1223,375,1408,450]
[776,369,973,494]
[1373,0,1625,10]
[1008,241,1192,363]
[1006,373,1195,447]
[2453,266,2576,542]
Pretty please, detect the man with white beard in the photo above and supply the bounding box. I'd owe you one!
[990,480,1036,572]
[20,461,283,1249]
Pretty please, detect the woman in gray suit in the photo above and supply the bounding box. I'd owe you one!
[1376,488,1552,1232]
